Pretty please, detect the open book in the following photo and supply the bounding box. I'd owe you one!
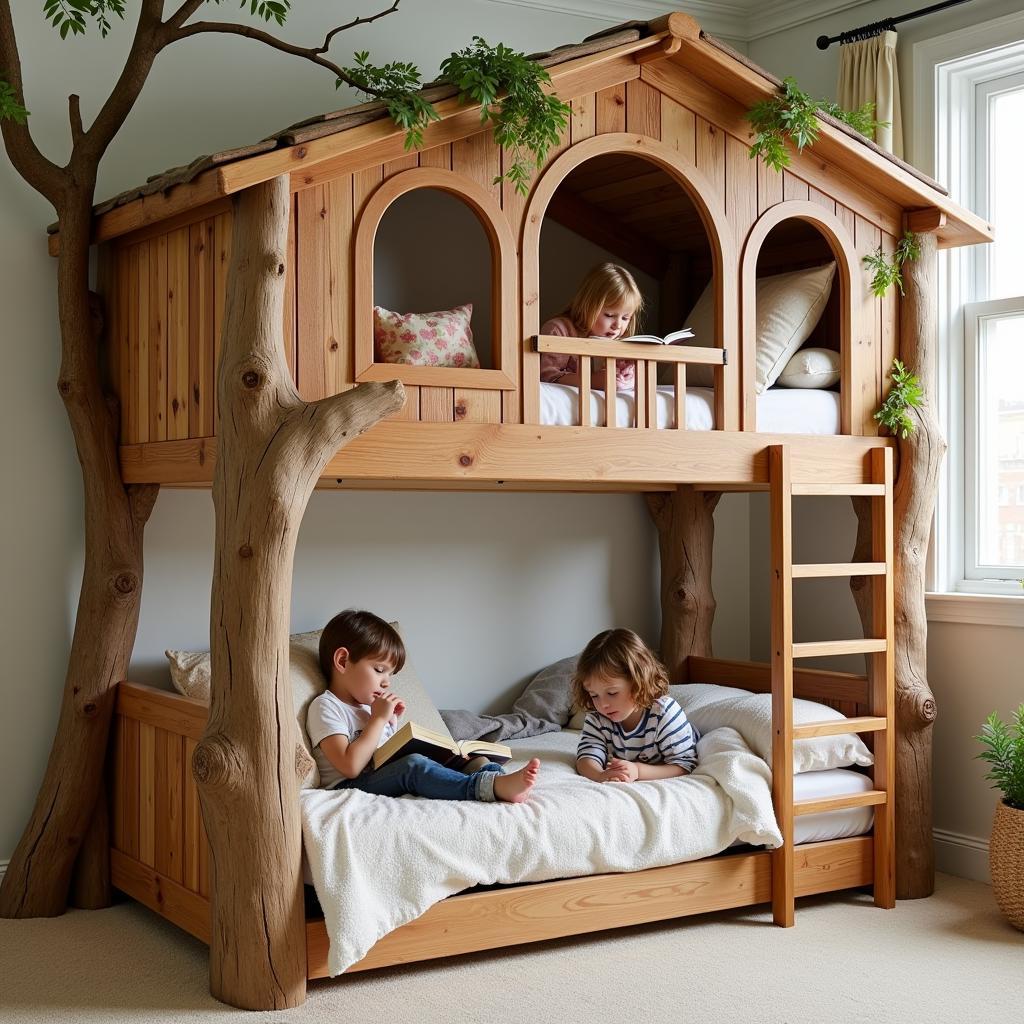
[372,721,513,771]
[621,327,694,345]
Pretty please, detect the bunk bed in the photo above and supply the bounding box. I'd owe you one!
[66,11,993,1009]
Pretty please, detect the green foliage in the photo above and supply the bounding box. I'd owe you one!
[873,359,924,438]
[344,37,569,195]
[746,76,889,172]
[217,0,292,28]
[863,231,921,297]
[976,706,1024,810]
[0,78,29,124]
[42,0,125,39]
[341,51,440,151]
[440,37,570,194]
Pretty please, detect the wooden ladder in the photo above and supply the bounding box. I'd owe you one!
[768,444,895,927]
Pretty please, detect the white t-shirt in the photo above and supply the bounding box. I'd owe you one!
[306,689,396,789]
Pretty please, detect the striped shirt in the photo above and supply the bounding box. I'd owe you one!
[577,696,699,774]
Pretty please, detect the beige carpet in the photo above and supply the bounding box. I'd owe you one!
[1,874,1021,1023]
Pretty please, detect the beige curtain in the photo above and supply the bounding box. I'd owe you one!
[837,29,904,157]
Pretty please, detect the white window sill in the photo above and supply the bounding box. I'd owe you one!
[926,592,1024,627]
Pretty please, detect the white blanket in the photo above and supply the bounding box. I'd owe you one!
[301,727,783,975]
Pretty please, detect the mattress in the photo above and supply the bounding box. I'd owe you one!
[539,382,842,434]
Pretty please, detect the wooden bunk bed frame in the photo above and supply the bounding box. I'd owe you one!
[69,12,990,1008]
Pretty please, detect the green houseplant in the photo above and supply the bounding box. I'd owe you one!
[976,705,1024,930]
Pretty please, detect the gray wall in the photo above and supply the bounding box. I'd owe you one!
[0,2,752,865]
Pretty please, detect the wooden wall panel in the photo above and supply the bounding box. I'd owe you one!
[126,246,140,443]
[188,220,215,438]
[725,134,757,250]
[783,171,809,203]
[296,186,328,401]
[757,157,784,214]
[132,245,149,443]
[454,131,500,204]
[454,388,502,424]
[570,93,596,143]
[595,82,626,134]
[809,185,836,216]
[283,200,297,384]
[138,721,156,867]
[660,95,696,160]
[154,729,184,884]
[420,387,454,422]
[166,227,190,440]
[110,246,128,442]
[626,79,661,139]
[112,715,140,859]
[324,177,353,399]
[148,236,168,441]
[212,212,232,413]
[853,214,883,435]
[695,116,725,198]
[879,229,898,403]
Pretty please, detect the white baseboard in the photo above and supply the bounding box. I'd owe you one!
[934,828,991,884]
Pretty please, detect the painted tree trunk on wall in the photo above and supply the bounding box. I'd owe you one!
[0,200,159,919]
[850,231,943,899]
[647,486,721,679]
[192,175,403,1010]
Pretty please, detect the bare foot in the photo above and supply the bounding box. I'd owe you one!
[493,758,540,804]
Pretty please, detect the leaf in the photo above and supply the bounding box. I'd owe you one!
[0,79,30,124]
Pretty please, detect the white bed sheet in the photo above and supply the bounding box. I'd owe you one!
[540,382,842,434]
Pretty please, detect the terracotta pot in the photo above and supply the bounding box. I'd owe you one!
[990,800,1024,931]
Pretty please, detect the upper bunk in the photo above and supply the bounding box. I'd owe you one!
[77,13,992,492]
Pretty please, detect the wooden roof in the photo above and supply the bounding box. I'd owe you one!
[51,12,992,253]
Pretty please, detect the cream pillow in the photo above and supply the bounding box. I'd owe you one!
[665,263,835,393]
[166,622,449,789]
[682,692,874,774]
[777,346,841,389]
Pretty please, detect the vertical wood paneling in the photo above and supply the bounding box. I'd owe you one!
[836,203,856,240]
[783,171,809,203]
[695,117,725,196]
[570,93,596,143]
[725,134,757,244]
[155,729,184,884]
[454,389,502,423]
[809,185,836,215]
[325,177,353,398]
[183,737,204,893]
[296,185,327,401]
[757,157,784,214]
[135,244,150,443]
[353,165,383,219]
[660,96,696,160]
[213,212,233,412]
[166,227,190,439]
[626,78,661,139]
[419,142,452,170]
[148,236,167,441]
[188,220,215,437]
[283,201,297,383]
[879,229,898,403]
[420,387,454,421]
[109,246,128,442]
[127,246,140,443]
[454,131,500,204]
[112,715,140,859]
[138,722,156,867]
[595,82,626,134]
[383,152,418,179]
[853,214,882,435]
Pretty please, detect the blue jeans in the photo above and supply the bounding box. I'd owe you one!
[332,753,504,801]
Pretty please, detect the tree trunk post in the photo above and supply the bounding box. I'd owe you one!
[0,204,159,918]
[646,486,721,679]
[850,230,944,899]
[194,175,403,1010]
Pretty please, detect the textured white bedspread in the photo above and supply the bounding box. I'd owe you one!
[301,726,783,975]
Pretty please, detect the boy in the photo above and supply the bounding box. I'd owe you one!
[307,609,539,802]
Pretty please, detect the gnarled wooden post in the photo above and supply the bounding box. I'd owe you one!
[850,229,944,899]
[194,175,403,1009]
[647,486,721,678]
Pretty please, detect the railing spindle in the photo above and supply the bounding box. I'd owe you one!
[674,363,687,430]
[579,357,591,427]
[605,357,617,428]
[646,361,658,430]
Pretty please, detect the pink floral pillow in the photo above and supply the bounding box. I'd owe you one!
[373,303,480,369]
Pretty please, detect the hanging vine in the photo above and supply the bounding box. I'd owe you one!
[874,358,924,438]
[863,231,922,297]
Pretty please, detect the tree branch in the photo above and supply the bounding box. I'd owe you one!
[0,0,65,206]
[68,94,84,146]
[165,1,406,97]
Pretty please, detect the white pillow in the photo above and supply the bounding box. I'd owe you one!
[682,693,874,774]
[671,263,835,392]
[776,346,841,389]
[166,622,449,789]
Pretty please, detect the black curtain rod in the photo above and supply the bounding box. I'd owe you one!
[816,0,974,50]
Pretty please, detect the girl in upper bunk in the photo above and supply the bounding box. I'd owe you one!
[572,628,698,783]
[307,609,541,803]
[540,262,644,392]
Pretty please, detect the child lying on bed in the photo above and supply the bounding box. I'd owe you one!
[572,628,698,783]
[307,610,540,803]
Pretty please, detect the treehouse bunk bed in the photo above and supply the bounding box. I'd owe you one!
[61,13,993,1010]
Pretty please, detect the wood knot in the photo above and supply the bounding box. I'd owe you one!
[193,736,244,790]
[114,572,138,594]
[919,696,938,724]
[242,370,262,389]
[329,338,339,352]
[277,263,286,276]
[458,454,473,467]
[238,543,253,559]
[57,379,72,397]
[82,701,98,717]
[297,146,307,159]
[454,403,467,419]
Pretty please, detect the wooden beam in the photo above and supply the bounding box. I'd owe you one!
[904,208,947,235]
[544,190,669,278]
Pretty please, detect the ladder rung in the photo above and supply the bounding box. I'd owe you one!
[791,562,887,578]
[793,716,887,739]
[792,639,888,659]
[791,483,886,496]
[794,790,888,816]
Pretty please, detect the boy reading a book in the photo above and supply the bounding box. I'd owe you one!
[307,610,539,802]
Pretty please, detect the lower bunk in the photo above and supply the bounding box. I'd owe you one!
[108,667,885,979]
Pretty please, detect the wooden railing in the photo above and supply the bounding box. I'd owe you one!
[532,335,727,429]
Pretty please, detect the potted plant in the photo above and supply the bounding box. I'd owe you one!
[976,705,1024,930]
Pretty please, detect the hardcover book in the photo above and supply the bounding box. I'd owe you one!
[372,721,513,771]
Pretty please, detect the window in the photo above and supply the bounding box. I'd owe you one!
[918,17,1024,597]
